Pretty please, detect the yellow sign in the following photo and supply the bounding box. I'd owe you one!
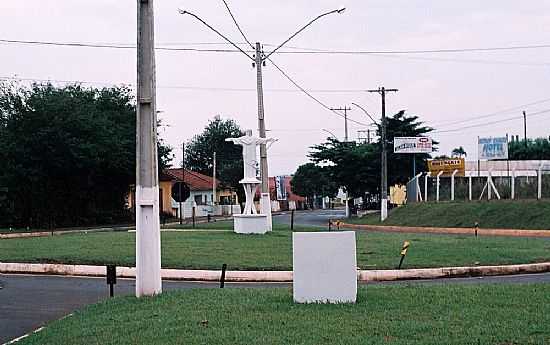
[400,241,410,256]
[428,158,465,176]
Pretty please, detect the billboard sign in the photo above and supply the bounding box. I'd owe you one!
[275,176,287,201]
[394,137,433,154]
[428,158,465,176]
[478,137,508,160]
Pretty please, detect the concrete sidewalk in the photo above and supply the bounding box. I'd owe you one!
[2,261,549,282]
[338,222,550,238]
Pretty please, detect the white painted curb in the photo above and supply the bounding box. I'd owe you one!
[1,262,549,282]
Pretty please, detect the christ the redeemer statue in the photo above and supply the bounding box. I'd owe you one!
[226,130,276,214]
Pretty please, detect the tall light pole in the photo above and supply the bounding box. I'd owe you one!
[136,0,161,297]
[179,6,346,195]
[367,87,398,222]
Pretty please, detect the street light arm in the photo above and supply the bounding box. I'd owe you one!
[178,9,254,61]
[322,128,338,140]
[351,102,379,125]
[263,8,345,60]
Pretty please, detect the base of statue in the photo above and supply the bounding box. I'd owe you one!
[234,214,269,234]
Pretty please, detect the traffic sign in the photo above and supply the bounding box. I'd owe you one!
[171,182,190,202]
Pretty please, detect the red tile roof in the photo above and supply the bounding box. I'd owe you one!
[165,168,221,192]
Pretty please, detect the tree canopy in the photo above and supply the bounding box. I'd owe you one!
[184,116,244,199]
[509,138,550,160]
[307,110,433,199]
[290,163,338,205]
[0,82,172,228]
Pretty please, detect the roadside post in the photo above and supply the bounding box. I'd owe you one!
[192,206,196,228]
[474,222,479,237]
[106,265,116,297]
[397,241,410,269]
[220,264,227,288]
[328,219,332,231]
[290,209,295,230]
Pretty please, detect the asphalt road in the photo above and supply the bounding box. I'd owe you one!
[273,208,345,228]
[2,272,550,343]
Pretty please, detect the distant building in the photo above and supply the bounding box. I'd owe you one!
[128,169,238,218]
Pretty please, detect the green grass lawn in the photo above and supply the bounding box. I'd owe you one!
[1,222,548,270]
[17,284,550,345]
[350,200,550,229]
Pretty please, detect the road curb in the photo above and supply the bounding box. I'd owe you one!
[338,222,550,238]
[1,262,549,282]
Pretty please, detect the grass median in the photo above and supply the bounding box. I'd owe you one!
[1,222,548,270]
[349,200,550,230]
[17,284,550,345]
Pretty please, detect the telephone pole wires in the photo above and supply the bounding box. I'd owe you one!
[136,0,162,297]
[367,87,398,222]
[330,106,352,141]
[179,6,345,195]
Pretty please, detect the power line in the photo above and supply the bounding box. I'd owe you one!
[432,108,550,134]
[266,58,369,126]
[3,38,550,55]
[433,97,550,128]
[220,0,254,49]
[0,76,368,93]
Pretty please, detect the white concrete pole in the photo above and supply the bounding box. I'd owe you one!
[487,170,492,200]
[424,172,431,202]
[511,169,515,200]
[212,151,217,207]
[451,169,458,201]
[538,165,542,200]
[468,174,472,201]
[436,171,444,202]
[414,173,423,201]
[136,0,162,297]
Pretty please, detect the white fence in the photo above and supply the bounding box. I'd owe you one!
[407,167,550,202]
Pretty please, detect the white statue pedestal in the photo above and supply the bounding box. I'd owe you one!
[234,214,269,234]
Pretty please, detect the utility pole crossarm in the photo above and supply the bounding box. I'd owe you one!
[330,106,352,142]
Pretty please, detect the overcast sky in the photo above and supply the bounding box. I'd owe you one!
[2,1,550,175]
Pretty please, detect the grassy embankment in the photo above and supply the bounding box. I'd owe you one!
[1,222,548,270]
[17,284,550,345]
[349,200,550,229]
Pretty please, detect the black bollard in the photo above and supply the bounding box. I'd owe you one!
[220,264,227,288]
[106,265,117,297]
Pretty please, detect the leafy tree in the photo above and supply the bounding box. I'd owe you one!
[184,116,244,200]
[0,82,172,228]
[309,111,434,200]
[509,138,550,160]
[451,146,467,158]
[291,163,338,207]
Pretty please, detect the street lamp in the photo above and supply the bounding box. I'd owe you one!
[178,6,346,195]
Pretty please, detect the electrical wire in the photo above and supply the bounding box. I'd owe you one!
[265,58,369,126]
[0,76,368,93]
[220,0,255,50]
[433,97,550,128]
[3,38,550,55]
[432,108,550,134]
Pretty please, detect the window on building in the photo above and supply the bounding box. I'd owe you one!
[194,194,203,205]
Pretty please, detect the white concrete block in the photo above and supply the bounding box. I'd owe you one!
[234,214,268,234]
[293,231,357,303]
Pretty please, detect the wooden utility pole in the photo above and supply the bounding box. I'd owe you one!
[136,0,162,297]
[255,42,269,194]
[523,110,527,147]
[330,106,352,142]
[368,87,398,222]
